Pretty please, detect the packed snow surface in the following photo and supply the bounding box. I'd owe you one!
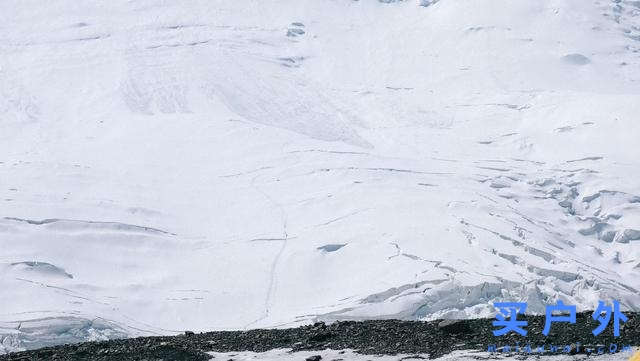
[206,349,640,361]
[1,0,640,353]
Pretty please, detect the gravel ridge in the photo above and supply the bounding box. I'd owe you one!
[1,312,638,361]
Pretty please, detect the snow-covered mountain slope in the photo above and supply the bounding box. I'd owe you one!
[1,0,640,353]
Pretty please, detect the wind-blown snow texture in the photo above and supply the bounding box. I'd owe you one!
[1,0,639,354]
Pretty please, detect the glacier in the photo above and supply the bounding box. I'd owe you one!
[1,0,639,354]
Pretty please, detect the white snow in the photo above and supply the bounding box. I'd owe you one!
[206,348,639,361]
[1,0,639,354]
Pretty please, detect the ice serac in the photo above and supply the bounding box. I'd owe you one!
[1,0,639,353]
